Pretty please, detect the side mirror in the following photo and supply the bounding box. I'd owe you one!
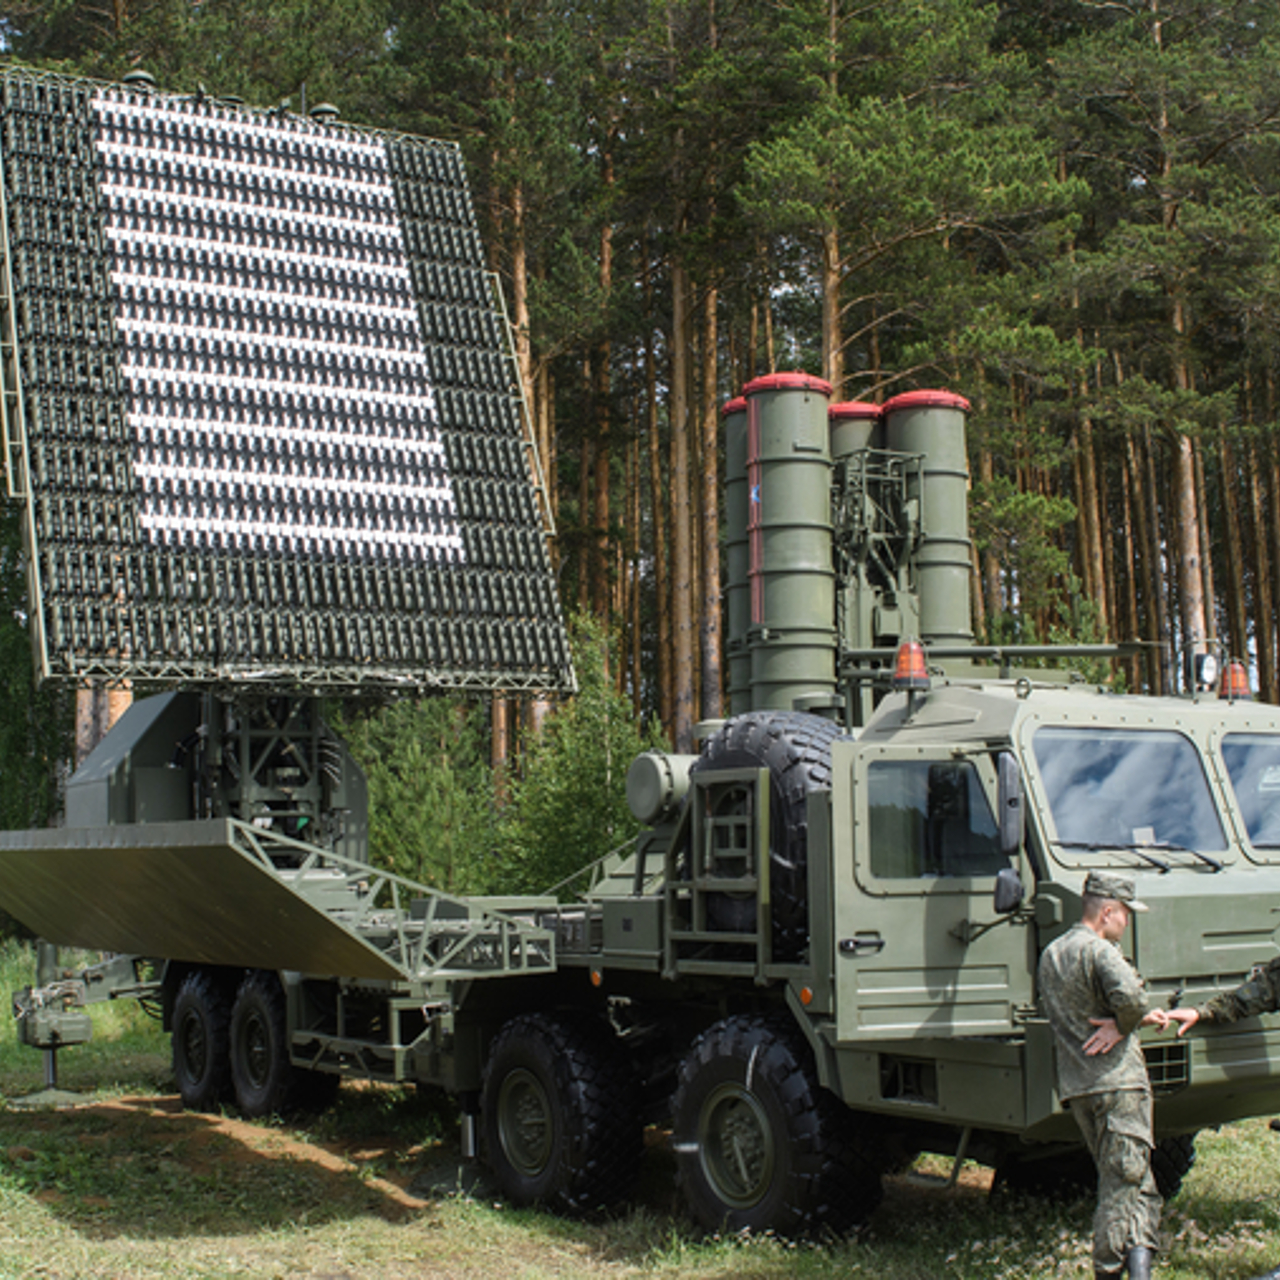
[998,751,1025,860]
[994,865,1024,914]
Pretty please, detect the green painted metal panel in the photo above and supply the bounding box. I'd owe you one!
[743,374,836,711]
[828,401,882,461]
[882,392,972,646]
[722,397,751,714]
[0,819,403,980]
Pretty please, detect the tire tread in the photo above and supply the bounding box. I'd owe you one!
[672,1012,882,1237]
[483,1012,641,1214]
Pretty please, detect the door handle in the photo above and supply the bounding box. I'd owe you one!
[838,934,885,956]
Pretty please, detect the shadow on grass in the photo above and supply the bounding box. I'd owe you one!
[8,1084,1261,1280]
[0,1087,443,1240]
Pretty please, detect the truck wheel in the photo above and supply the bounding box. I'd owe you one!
[172,969,232,1112]
[1152,1132,1197,1200]
[229,970,294,1118]
[481,1012,640,1214]
[672,1013,882,1237]
[692,711,843,959]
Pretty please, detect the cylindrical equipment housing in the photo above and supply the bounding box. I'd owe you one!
[626,751,698,826]
[742,373,836,711]
[722,396,751,714]
[829,401,883,459]
[882,390,973,646]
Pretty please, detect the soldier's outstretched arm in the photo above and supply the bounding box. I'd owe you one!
[1197,956,1280,1027]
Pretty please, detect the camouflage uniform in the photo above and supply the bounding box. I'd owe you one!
[1195,955,1280,1025]
[1038,920,1162,1277]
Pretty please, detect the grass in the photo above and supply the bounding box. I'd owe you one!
[1,940,1279,1278]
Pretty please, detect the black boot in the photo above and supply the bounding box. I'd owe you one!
[1125,1247,1153,1280]
[1245,1267,1280,1280]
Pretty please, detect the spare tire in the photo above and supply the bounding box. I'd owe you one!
[691,711,844,959]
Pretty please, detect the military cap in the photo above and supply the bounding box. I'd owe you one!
[1083,870,1148,912]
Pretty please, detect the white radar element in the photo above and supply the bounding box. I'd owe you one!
[93,91,466,565]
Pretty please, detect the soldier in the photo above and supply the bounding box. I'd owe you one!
[1164,965,1280,1280]
[1038,871,1168,1280]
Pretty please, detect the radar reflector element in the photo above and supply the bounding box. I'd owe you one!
[0,69,572,694]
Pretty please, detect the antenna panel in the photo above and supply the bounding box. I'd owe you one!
[0,70,571,693]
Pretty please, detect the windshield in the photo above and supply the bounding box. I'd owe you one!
[1222,734,1280,848]
[1032,726,1227,853]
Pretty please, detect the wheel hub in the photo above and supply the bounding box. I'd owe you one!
[497,1067,553,1177]
[699,1081,775,1208]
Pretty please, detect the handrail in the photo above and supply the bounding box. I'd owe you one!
[227,819,557,980]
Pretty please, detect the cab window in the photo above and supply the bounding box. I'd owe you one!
[868,759,1008,879]
[1222,734,1280,848]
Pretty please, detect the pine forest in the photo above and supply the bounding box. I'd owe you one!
[5,0,1280,757]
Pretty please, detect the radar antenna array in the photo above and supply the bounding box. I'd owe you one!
[0,69,572,694]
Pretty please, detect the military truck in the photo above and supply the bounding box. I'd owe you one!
[5,68,1280,1239]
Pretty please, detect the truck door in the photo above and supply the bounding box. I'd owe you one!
[831,740,1035,1043]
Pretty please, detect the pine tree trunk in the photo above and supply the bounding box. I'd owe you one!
[1119,453,1142,690]
[578,356,594,616]
[537,362,557,532]
[629,429,642,712]
[592,152,615,626]
[978,446,1001,626]
[699,282,722,720]
[1157,5,1207,672]
[1142,428,1171,694]
[1267,372,1280,694]
[592,345,611,626]
[1077,415,1109,639]
[822,226,843,399]
[644,245,672,734]
[1218,433,1247,665]
[671,261,695,751]
[1250,449,1276,701]
[1173,428,1207,669]
[1098,456,1118,652]
[510,180,534,419]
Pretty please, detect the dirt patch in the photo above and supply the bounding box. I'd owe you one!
[41,1092,439,1218]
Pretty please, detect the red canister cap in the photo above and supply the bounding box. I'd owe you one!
[829,401,883,419]
[743,372,833,397]
[882,389,971,413]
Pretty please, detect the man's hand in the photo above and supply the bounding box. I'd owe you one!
[1164,1007,1201,1037]
[1084,1016,1122,1055]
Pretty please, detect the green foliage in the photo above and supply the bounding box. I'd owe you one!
[336,697,503,895]
[3,0,395,113]
[499,614,666,895]
[335,618,665,898]
[970,474,1077,630]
